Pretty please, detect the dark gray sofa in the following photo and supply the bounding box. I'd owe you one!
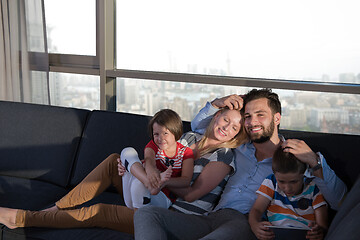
[0,101,151,239]
[0,100,359,240]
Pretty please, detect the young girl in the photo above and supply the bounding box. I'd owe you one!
[120,109,194,209]
[249,146,328,240]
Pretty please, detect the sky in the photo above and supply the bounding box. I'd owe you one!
[44,0,360,82]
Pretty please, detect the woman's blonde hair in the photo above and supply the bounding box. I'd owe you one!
[197,108,248,156]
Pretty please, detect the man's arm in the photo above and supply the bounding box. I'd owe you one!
[310,153,347,211]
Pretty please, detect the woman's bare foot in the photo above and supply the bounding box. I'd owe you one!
[0,207,18,229]
[42,205,59,212]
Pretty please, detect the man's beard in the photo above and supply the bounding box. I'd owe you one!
[248,119,275,144]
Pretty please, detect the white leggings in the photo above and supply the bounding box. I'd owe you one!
[120,147,172,209]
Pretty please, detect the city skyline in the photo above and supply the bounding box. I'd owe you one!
[49,70,360,135]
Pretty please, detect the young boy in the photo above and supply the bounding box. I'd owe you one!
[119,109,194,210]
[249,146,328,240]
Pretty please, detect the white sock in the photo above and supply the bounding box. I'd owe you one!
[120,147,141,172]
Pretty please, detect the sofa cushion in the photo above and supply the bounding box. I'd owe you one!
[324,202,360,240]
[0,227,134,240]
[0,101,89,187]
[70,111,152,186]
[0,175,68,210]
[326,176,360,238]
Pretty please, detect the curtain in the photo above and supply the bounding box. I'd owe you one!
[0,0,49,104]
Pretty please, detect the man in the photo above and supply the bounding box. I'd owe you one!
[134,88,347,240]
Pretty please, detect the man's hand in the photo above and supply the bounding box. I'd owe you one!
[211,94,244,110]
[282,139,318,167]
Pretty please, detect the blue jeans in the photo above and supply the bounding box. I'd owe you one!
[134,206,256,240]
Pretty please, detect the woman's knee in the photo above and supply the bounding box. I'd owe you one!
[102,153,120,167]
[88,203,106,216]
[134,205,161,223]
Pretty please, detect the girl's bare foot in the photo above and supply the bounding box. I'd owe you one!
[0,207,18,229]
[42,205,59,211]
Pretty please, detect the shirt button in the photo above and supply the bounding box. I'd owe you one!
[239,190,242,193]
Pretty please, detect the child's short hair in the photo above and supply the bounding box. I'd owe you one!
[272,146,307,174]
[148,109,183,141]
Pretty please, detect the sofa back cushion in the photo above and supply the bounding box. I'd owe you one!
[70,111,152,186]
[71,110,360,189]
[0,101,89,187]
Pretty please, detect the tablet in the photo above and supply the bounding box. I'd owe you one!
[265,225,310,240]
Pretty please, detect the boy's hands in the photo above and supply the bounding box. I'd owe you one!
[211,94,244,110]
[250,221,275,240]
[306,222,325,240]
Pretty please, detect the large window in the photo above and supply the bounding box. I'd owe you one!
[115,0,360,134]
[44,0,360,135]
[116,0,360,83]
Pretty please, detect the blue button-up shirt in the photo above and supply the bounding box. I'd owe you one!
[214,142,273,214]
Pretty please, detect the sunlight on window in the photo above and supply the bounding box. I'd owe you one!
[44,0,96,55]
[50,73,100,110]
[116,0,360,84]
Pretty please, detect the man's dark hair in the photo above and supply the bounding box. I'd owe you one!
[243,88,281,115]
[272,146,307,174]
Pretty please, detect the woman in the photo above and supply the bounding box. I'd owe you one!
[0,107,247,234]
